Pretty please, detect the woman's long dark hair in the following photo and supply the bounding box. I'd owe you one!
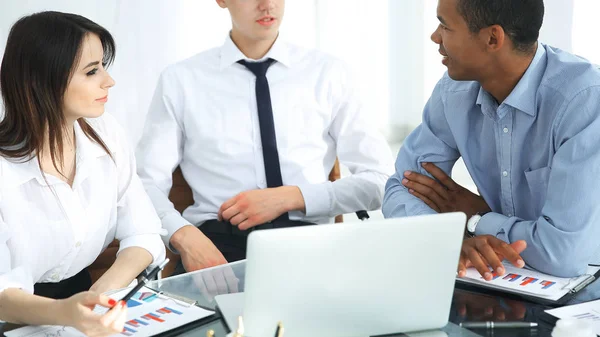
[0,11,114,175]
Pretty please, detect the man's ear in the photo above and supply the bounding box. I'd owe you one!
[216,0,228,9]
[481,24,506,52]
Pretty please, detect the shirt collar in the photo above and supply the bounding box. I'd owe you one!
[1,156,45,188]
[1,120,114,189]
[477,43,547,117]
[219,32,291,71]
[74,119,114,161]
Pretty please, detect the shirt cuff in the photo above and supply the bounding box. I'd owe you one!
[0,266,34,295]
[475,212,510,241]
[160,212,192,252]
[118,234,166,267]
[297,182,333,217]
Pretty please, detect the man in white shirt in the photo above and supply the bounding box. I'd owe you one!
[137,0,394,273]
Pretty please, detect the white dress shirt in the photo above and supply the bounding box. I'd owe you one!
[0,113,166,295]
[137,35,394,246]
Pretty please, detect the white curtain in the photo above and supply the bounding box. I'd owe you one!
[0,0,584,146]
[107,0,318,146]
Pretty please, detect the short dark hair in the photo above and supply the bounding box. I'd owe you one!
[0,11,114,175]
[457,0,544,54]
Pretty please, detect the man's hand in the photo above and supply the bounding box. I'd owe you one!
[402,162,491,218]
[218,186,305,230]
[170,226,228,272]
[458,235,527,281]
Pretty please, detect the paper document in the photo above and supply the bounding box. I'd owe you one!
[5,286,214,337]
[457,263,599,302]
[545,299,600,335]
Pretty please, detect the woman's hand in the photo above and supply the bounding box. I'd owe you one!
[57,291,127,337]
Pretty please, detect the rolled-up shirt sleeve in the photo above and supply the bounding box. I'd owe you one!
[383,76,460,218]
[109,115,167,266]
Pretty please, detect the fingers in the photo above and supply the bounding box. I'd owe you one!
[111,305,127,333]
[506,300,527,319]
[99,300,126,333]
[220,205,240,222]
[510,240,528,254]
[96,294,119,309]
[490,239,525,269]
[218,197,238,221]
[229,211,246,226]
[475,238,505,276]
[202,272,219,302]
[223,267,240,293]
[80,292,116,310]
[463,245,493,280]
[402,173,447,205]
[407,189,441,212]
[238,218,259,231]
[457,256,468,278]
[492,306,506,321]
[193,274,211,301]
[422,162,459,190]
[211,270,229,296]
[457,302,467,317]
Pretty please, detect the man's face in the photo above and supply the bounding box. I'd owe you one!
[430,0,489,81]
[218,0,285,43]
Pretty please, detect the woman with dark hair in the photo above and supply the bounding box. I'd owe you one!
[0,11,166,335]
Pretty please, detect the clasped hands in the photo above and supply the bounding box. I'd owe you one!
[402,162,526,281]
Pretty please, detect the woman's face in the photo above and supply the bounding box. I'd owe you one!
[63,33,115,121]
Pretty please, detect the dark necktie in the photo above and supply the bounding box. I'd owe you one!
[238,58,289,221]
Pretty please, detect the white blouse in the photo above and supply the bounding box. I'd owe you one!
[0,113,166,295]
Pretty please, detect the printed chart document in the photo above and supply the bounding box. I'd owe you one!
[4,286,214,337]
[545,299,600,336]
[456,263,600,303]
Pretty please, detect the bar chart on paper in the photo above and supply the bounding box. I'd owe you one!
[466,268,567,296]
[4,287,214,337]
[546,299,600,336]
[460,263,600,302]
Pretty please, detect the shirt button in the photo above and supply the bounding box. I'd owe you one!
[503,127,509,133]
[75,241,82,248]
[502,171,508,177]
[508,213,513,217]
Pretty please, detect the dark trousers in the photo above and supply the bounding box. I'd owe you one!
[33,268,92,299]
[174,219,315,275]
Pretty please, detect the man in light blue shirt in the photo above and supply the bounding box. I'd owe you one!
[384,0,600,279]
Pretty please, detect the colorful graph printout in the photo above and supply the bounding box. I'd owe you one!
[502,273,521,282]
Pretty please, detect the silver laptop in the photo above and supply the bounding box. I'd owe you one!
[240,212,466,337]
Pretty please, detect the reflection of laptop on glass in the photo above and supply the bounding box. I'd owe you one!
[217,212,466,337]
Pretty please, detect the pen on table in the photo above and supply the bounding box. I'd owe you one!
[120,258,169,303]
[460,322,538,329]
[274,321,284,337]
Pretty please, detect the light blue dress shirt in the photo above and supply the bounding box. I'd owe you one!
[383,44,600,277]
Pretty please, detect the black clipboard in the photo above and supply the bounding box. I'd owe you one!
[455,265,600,306]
